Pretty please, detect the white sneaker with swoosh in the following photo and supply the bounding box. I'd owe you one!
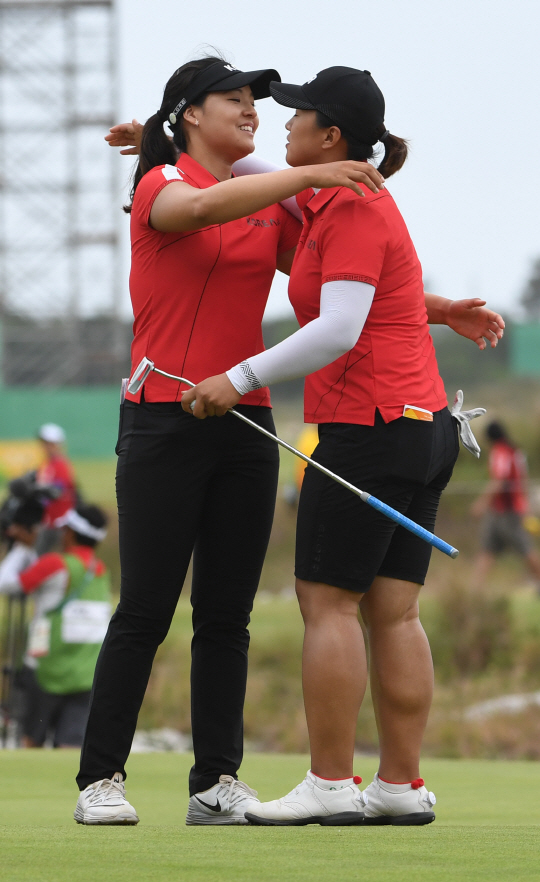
[74,773,139,825]
[186,775,260,825]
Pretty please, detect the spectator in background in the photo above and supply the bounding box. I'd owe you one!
[0,504,112,748]
[35,423,77,553]
[472,421,540,591]
[0,496,44,587]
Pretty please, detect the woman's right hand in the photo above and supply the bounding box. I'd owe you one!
[104,119,144,155]
[307,161,385,197]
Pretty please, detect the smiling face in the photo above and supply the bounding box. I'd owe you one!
[184,85,259,163]
[285,108,346,167]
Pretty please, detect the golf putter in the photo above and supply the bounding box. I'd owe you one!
[128,358,459,559]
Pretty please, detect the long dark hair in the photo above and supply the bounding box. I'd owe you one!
[125,54,228,213]
[316,111,408,179]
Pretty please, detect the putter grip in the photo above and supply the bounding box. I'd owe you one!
[363,494,459,559]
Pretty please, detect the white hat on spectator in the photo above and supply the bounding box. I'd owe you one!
[37,423,66,444]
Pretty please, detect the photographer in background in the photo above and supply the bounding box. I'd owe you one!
[0,496,44,587]
[0,504,112,748]
[35,423,77,554]
[0,494,44,746]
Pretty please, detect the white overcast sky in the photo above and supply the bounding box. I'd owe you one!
[115,0,540,321]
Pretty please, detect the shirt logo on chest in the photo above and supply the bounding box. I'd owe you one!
[306,238,317,251]
[246,217,281,228]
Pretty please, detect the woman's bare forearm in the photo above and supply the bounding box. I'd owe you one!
[150,161,382,233]
[153,167,314,232]
[424,292,451,324]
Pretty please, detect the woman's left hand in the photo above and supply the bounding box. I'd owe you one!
[104,119,144,155]
[446,298,505,350]
[181,374,242,419]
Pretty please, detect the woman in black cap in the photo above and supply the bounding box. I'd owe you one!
[183,66,504,827]
[73,56,384,828]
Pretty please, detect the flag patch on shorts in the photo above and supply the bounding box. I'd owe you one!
[403,405,433,421]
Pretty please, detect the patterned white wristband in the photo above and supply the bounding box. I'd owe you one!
[226,361,264,396]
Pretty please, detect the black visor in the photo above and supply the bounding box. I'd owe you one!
[169,62,280,124]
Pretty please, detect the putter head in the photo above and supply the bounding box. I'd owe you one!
[128,357,155,394]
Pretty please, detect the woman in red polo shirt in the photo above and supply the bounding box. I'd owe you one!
[182,67,504,827]
[74,55,385,828]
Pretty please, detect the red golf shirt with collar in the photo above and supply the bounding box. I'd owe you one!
[126,153,301,405]
[289,186,447,425]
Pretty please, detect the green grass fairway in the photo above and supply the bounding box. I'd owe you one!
[1,753,539,881]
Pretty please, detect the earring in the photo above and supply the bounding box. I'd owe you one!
[195,120,199,126]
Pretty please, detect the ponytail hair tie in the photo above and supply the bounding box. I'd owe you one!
[379,129,391,143]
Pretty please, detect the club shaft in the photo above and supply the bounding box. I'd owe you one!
[152,367,459,558]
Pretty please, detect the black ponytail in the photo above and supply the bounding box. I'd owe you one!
[124,54,228,213]
[376,130,409,179]
[315,112,408,179]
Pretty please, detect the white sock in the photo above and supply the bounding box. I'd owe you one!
[311,772,362,791]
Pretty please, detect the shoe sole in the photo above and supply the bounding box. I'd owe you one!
[74,810,139,826]
[245,811,365,827]
[185,816,249,826]
[75,818,139,825]
[364,811,435,826]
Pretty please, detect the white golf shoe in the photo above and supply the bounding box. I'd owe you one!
[360,773,436,825]
[186,775,260,825]
[74,773,139,825]
[245,771,365,826]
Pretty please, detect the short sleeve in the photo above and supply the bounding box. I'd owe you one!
[277,206,302,254]
[132,164,188,229]
[19,553,66,593]
[319,197,389,287]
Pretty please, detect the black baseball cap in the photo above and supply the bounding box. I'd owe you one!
[168,62,281,125]
[270,66,386,144]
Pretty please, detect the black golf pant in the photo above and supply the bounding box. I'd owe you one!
[77,400,279,796]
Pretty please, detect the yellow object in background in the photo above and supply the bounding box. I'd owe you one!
[523,515,540,536]
[294,425,320,491]
[0,440,43,482]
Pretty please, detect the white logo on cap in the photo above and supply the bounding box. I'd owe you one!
[224,64,239,72]
[306,75,317,84]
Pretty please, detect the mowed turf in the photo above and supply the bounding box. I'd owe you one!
[1,753,539,881]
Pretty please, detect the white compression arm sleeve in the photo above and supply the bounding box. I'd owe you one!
[226,279,375,394]
[232,155,304,222]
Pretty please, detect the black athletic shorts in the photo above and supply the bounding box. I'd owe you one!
[295,407,459,592]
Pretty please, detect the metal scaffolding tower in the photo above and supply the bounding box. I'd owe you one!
[0,0,122,385]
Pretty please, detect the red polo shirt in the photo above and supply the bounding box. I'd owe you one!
[36,455,76,526]
[289,186,447,425]
[489,441,528,514]
[127,154,301,405]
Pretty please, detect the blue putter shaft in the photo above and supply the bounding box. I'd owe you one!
[128,359,459,559]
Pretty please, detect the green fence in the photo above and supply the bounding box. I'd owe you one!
[509,323,540,377]
[0,386,120,458]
